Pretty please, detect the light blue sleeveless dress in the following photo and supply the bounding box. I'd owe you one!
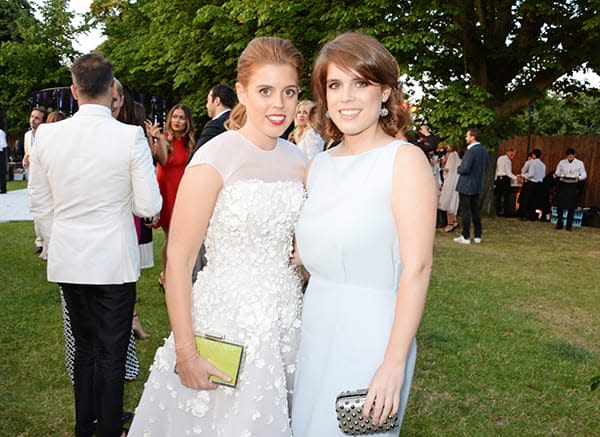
[292,141,417,437]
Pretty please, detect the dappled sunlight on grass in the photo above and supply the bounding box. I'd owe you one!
[1,217,599,435]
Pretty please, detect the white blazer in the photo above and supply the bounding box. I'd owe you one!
[29,104,162,284]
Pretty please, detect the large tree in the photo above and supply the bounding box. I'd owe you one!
[89,0,600,145]
[402,0,600,145]
[0,0,79,131]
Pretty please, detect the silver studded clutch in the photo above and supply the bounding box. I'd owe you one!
[335,389,398,435]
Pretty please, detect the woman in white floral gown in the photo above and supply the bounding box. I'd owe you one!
[129,37,306,437]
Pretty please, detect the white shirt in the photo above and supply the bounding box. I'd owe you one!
[0,129,7,150]
[495,154,517,180]
[555,158,586,181]
[212,109,231,120]
[522,158,546,183]
[24,130,34,156]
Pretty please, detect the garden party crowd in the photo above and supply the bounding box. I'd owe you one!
[2,30,588,437]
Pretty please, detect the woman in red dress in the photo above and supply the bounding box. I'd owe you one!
[145,104,196,286]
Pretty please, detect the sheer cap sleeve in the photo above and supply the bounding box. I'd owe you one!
[187,130,307,186]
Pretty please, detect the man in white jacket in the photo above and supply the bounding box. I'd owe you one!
[29,53,162,437]
[23,106,47,251]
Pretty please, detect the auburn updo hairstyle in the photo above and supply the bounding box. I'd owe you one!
[227,37,304,130]
[311,32,410,142]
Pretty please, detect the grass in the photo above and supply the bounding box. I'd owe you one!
[1,181,599,436]
[404,219,600,436]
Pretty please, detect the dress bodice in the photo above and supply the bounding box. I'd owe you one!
[157,136,189,177]
[296,141,407,291]
[204,179,306,279]
[188,131,307,337]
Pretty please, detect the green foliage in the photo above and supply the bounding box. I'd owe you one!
[509,89,600,136]
[0,0,32,42]
[0,0,78,131]
[88,0,599,144]
[418,82,497,146]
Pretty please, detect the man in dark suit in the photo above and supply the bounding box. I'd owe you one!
[189,84,236,280]
[188,84,235,161]
[454,127,489,245]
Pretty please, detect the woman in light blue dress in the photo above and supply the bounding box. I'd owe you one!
[292,32,437,436]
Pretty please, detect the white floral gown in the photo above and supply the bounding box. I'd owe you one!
[129,131,307,437]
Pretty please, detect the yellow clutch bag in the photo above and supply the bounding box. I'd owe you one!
[194,334,244,388]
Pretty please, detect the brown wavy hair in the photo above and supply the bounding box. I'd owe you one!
[165,103,195,151]
[311,32,410,143]
[227,37,304,130]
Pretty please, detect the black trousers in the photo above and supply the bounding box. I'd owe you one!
[0,149,7,193]
[61,282,136,437]
[556,208,575,229]
[555,182,578,229]
[494,176,512,216]
[459,193,482,239]
[528,182,545,220]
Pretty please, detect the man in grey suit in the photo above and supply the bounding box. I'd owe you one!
[454,127,488,244]
[29,54,162,437]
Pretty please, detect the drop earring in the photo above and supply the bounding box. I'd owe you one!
[380,106,389,117]
[325,111,331,119]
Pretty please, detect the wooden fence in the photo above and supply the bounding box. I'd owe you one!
[498,135,600,207]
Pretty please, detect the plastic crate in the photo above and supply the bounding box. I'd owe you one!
[550,206,583,227]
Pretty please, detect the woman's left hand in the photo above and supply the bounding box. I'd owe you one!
[361,359,406,426]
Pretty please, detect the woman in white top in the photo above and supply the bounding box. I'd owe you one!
[288,100,325,159]
[439,143,461,232]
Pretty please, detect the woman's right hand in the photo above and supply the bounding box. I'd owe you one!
[144,119,162,139]
[175,351,232,390]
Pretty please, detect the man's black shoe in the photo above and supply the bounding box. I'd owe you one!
[35,246,43,254]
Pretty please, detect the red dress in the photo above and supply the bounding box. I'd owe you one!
[156,136,189,229]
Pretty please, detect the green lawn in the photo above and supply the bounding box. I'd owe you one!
[1,201,599,436]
